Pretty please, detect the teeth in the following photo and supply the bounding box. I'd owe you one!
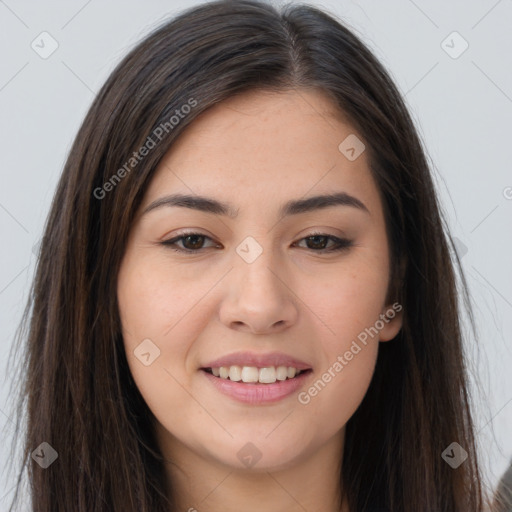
[276,366,288,381]
[241,366,259,382]
[209,365,305,384]
[229,365,242,381]
[259,367,276,383]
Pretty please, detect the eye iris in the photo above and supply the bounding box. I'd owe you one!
[183,234,204,250]
[306,235,328,250]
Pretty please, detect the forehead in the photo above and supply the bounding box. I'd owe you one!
[143,88,383,220]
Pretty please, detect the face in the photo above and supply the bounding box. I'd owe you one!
[117,88,403,475]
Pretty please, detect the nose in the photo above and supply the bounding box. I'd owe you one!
[218,246,299,334]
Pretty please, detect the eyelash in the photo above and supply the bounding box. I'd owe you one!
[160,231,353,254]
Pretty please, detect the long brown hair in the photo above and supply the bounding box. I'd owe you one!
[6,0,486,510]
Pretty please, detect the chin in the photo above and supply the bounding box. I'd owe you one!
[205,435,310,473]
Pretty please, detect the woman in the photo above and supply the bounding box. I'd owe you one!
[6,0,487,510]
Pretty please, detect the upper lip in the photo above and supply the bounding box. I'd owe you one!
[201,351,313,371]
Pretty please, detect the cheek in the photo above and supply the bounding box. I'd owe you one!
[117,257,198,413]
[297,330,379,436]
[117,254,209,344]
[297,260,386,411]
[290,264,385,422]
[304,260,389,341]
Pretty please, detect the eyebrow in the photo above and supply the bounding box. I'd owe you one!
[142,191,370,218]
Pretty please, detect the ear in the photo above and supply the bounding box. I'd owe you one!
[378,302,403,342]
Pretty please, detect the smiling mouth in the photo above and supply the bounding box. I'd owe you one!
[201,366,313,384]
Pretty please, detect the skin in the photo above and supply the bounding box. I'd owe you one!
[117,88,403,512]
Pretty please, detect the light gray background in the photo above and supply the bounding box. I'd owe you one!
[1,0,511,508]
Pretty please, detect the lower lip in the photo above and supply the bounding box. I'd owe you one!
[200,369,312,404]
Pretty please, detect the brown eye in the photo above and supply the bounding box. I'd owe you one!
[181,234,206,250]
[304,235,330,250]
[161,232,217,252]
[296,234,353,252]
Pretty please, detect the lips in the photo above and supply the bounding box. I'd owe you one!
[201,351,313,371]
[199,351,313,404]
[201,366,312,404]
